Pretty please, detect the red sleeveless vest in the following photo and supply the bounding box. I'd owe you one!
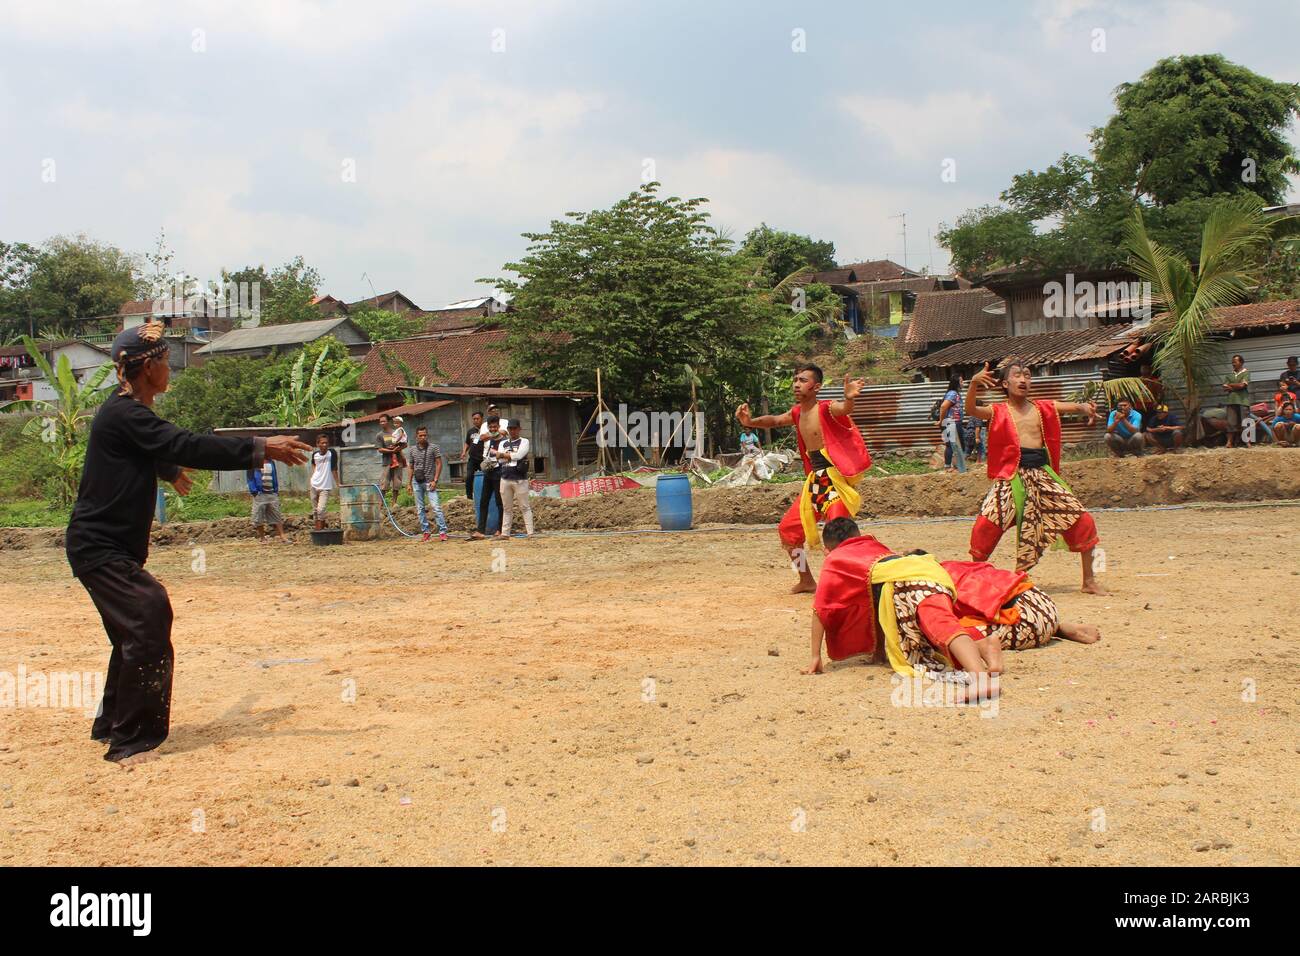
[814,535,896,660]
[986,400,1062,480]
[791,400,873,477]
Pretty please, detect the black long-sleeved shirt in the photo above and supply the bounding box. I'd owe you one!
[65,392,265,577]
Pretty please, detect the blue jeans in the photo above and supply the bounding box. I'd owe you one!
[413,480,447,534]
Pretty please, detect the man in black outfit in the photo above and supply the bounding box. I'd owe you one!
[469,414,504,540]
[461,411,484,499]
[65,321,310,764]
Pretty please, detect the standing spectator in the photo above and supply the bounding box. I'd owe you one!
[961,411,986,465]
[1272,400,1300,446]
[376,414,406,505]
[937,374,965,472]
[1273,377,1297,415]
[247,459,289,543]
[1144,404,1184,453]
[1105,398,1145,457]
[461,411,484,499]
[478,403,509,437]
[407,426,448,542]
[470,415,505,540]
[497,420,535,539]
[1223,354,1251,448]
[309,433,339,530]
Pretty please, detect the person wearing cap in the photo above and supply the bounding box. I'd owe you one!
[66,320,310,764]
[1144,404,1184,453]
[477,404,509,438]
[495,419,535,538]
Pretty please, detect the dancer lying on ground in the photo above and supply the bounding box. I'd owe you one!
[803,518,1100,690]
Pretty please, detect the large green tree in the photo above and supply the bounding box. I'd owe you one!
[738,223,837,287]
[939,55,1300,281]
[5,235,142,336]
[259,256,323,326]
[486,183,804,439]
[155,355,275,433]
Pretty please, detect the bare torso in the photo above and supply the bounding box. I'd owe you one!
[798,401,825,453]
[1007,398,1046,449]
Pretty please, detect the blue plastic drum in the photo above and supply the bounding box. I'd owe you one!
[656,474,693,531]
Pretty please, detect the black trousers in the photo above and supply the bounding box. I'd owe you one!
[477,471,502,532]
[464,458,482,499]
[78,559,174,761]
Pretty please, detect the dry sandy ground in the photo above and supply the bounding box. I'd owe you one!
[1,504,1297,866]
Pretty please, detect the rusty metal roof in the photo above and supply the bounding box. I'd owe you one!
[901,323,1139,370]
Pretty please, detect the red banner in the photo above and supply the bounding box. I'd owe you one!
[529,476,642,499]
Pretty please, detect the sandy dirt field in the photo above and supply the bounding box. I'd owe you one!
[2,494,1297,866]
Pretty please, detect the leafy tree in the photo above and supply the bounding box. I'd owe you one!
[348,304,421,342]
[0,338,115,505]
[260,256,322,326]
[940,55,1300,280]
[738,224,837,287]
[24,234,141,328]
[0,241,40,339]
[155,355,274,432]
[486,183,800,436]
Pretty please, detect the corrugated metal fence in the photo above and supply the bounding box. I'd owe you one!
[820,372,1110,454]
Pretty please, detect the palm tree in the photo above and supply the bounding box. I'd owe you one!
[252,347,373,426]
[1123,198,1288,441]
[0,337,116,505]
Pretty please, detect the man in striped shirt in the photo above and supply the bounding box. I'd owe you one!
[406,426,448,541]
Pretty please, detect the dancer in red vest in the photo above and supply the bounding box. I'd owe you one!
[804,517,1100,683]
[965,358,1105,593]
[736,363,872,594]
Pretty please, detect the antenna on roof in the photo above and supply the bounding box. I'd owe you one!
[890,213,907,271]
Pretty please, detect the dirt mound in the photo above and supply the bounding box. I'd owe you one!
[2,447,1296,552]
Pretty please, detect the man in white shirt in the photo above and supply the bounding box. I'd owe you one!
[496,420,534,538]
[309,432,340,530]
[478,403,509,438]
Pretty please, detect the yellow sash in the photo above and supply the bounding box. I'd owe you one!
[799,446,863,549]
[869,554,956,677]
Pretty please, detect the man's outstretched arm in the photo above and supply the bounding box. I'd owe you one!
[802,614,826,675]
[827,377,866,418]
[736,403,793,429]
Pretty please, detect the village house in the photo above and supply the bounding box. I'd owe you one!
[194,315,370,361]
[0,339,115,404]
[805,259,969,335]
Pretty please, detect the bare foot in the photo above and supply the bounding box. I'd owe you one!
[790,575,817,595]
[113,750,161,768]
[1057,620,1102,644]
[1081,579,1107,595]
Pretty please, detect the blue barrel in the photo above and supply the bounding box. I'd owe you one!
[472,472,502,533]
[656,474,693,531]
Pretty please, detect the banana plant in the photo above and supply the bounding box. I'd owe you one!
[253,347,373,426]
[0,337,116,505]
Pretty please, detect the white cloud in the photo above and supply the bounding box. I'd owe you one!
[838,91,1002,165]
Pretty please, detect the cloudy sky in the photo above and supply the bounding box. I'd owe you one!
[2,0,1297,309]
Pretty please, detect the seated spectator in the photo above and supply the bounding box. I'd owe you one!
[1272,400,1300,446]
[739,429,761,457]
[1143,404,1184,453]
[1105,398,1145,457]
[1274,377,1298,415]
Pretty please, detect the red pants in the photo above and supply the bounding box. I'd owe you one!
[969,510,1098,566]
[778,497,852,551]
